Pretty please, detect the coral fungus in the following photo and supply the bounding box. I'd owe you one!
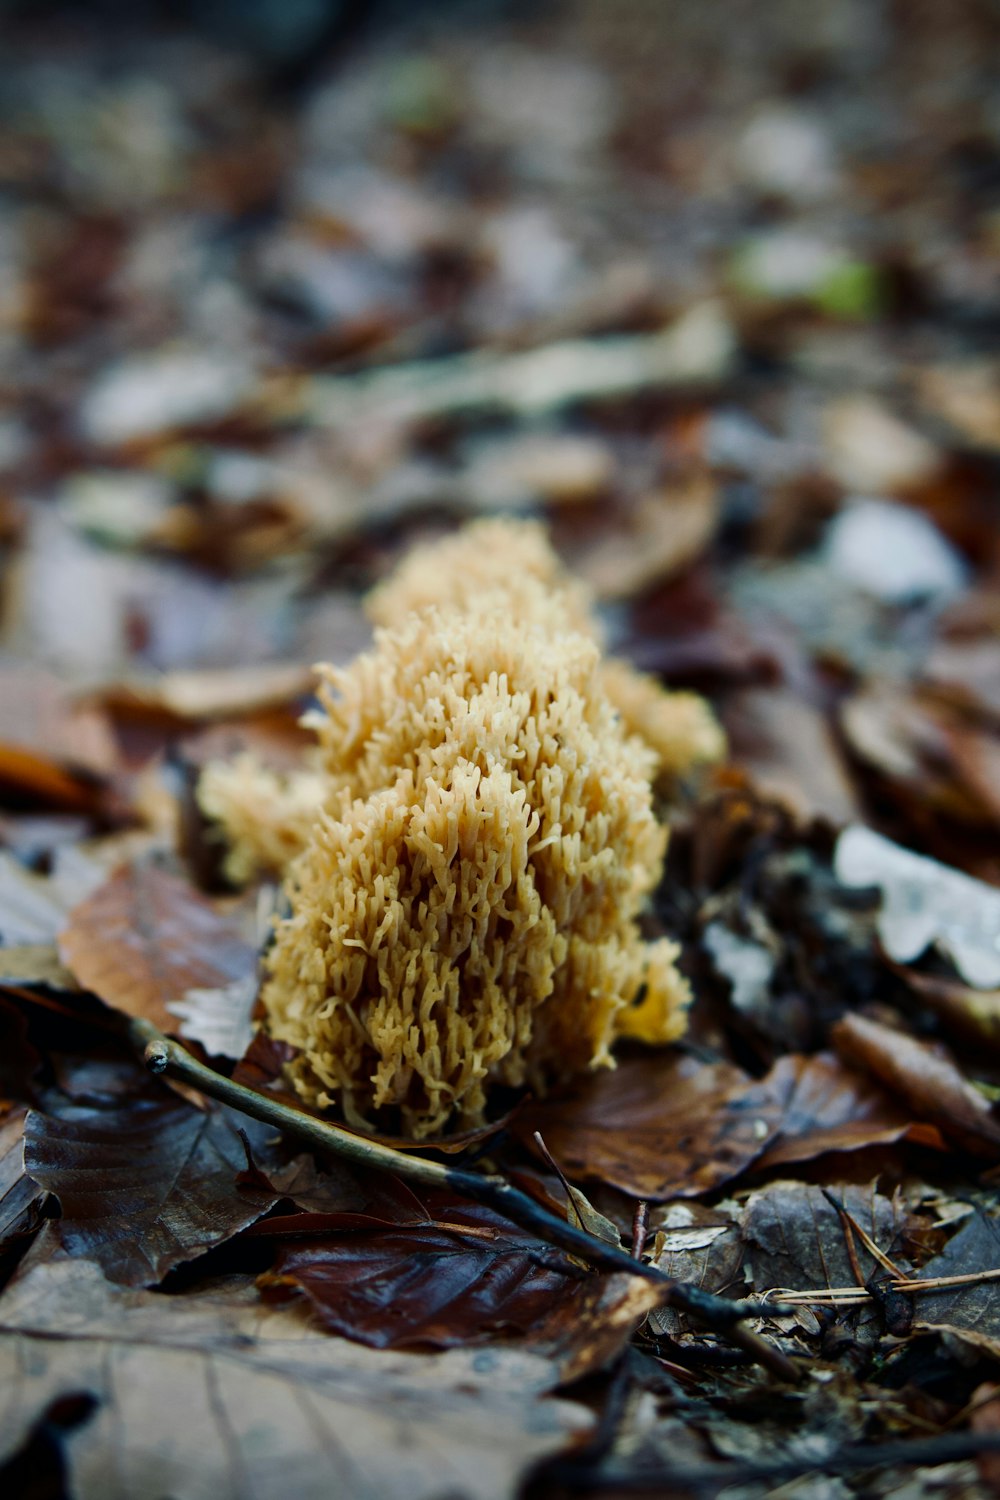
[198,519,722,1136]
[263,603,690,1137]
[368,518,725,780]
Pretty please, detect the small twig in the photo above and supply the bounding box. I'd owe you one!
[130,1017,797,1382]
[822,1189,906,1279]
[631,1202,650,1262]
[769,1266,1000,1307]
[299,302,734,430]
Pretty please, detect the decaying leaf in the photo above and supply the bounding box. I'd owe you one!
[0,1109,46,1275]
[833,1012,1000,1160]
[0,1260,593,1500]
[166,975,258,1060]
[58,863,258,1033]
[753,1052,946,1170]
[648,1202,745,1339]
[24,1092,286,1285]
[0,855,75,947]
[516,1053,784,1200]
[741,1179,907,1296]
[913,1211,1000,1343]
[835,825,1000,988]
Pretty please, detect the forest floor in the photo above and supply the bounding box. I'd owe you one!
[1,2,1000,1496]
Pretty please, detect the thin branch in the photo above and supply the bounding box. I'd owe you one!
[298,302,734,430]
[767,1266,1000,1306]
[129,1017,798,1382]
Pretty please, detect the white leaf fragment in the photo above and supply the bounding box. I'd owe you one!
[169,973,258,1060]
[835,824,1000,988]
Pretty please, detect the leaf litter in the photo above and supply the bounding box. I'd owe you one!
[2,1,1000,1497]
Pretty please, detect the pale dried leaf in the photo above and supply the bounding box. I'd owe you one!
[835,825,1000,987]
[0,1260,592,1500]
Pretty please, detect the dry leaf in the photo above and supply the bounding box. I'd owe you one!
[835,824,1000,988]
[58,863,258,1033]
[516,1053,784,1200]
[0,1259,592,1500]
[833,1012,1000,1159]
[753,1052,946,1170]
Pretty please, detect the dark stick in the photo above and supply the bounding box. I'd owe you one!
[550,1428,1000,1491]
[131,1018,798,1382]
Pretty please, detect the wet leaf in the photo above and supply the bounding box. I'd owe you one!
[913,1212,1000,1340]
[267,1194,582,1350]
[648,1203,745,1338]
[58,863,258,1033]
[0,1260,591,1500]
[265,1185,658,1373]
[24,1092,285,1285]
[515,1053,784,1200]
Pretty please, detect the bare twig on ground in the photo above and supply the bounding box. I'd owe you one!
[129,1016,797,1382]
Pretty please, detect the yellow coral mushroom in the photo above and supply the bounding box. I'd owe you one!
[196,520,724,883]
[196,753,327,886]
[262,604,690,1138]
[367,517,726,782]
[195,519,723,1136]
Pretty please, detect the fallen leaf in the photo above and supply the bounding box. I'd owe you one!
[914,1212,1000,1341]
[515,1053,784,1200]
[835,824,1000,988]
[24,1092,285,1285]
[0,1259,592,1500]
[724,686,860,825]
[0,1109,46,1276]
[96,663,317,724]
[572,478,719,601]
[648,1203,745,1339]
[0,855,76,947]
[0,944,80,991]
[58,862,258,1033]
[753,1052,946,1170]
[741,1179,906,1296]
[266,1189,634,1357]
[901,969,1000,1056]
[832,1012,1000,1159]
[166,974,258,1060]
[0,666,118,795]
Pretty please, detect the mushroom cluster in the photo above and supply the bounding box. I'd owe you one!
[198,520,723,1136]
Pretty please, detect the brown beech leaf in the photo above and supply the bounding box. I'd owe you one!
[23,1092,284,1285]
[753,1052,947,1170]
[0,1259,592,1500]
[0,667,117,812]
[832,1012,1000,1159]
[58,862,257,1033]
[514,1053,784,1200]
[264,1186,660,1375]
[267,1193,583,1350]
